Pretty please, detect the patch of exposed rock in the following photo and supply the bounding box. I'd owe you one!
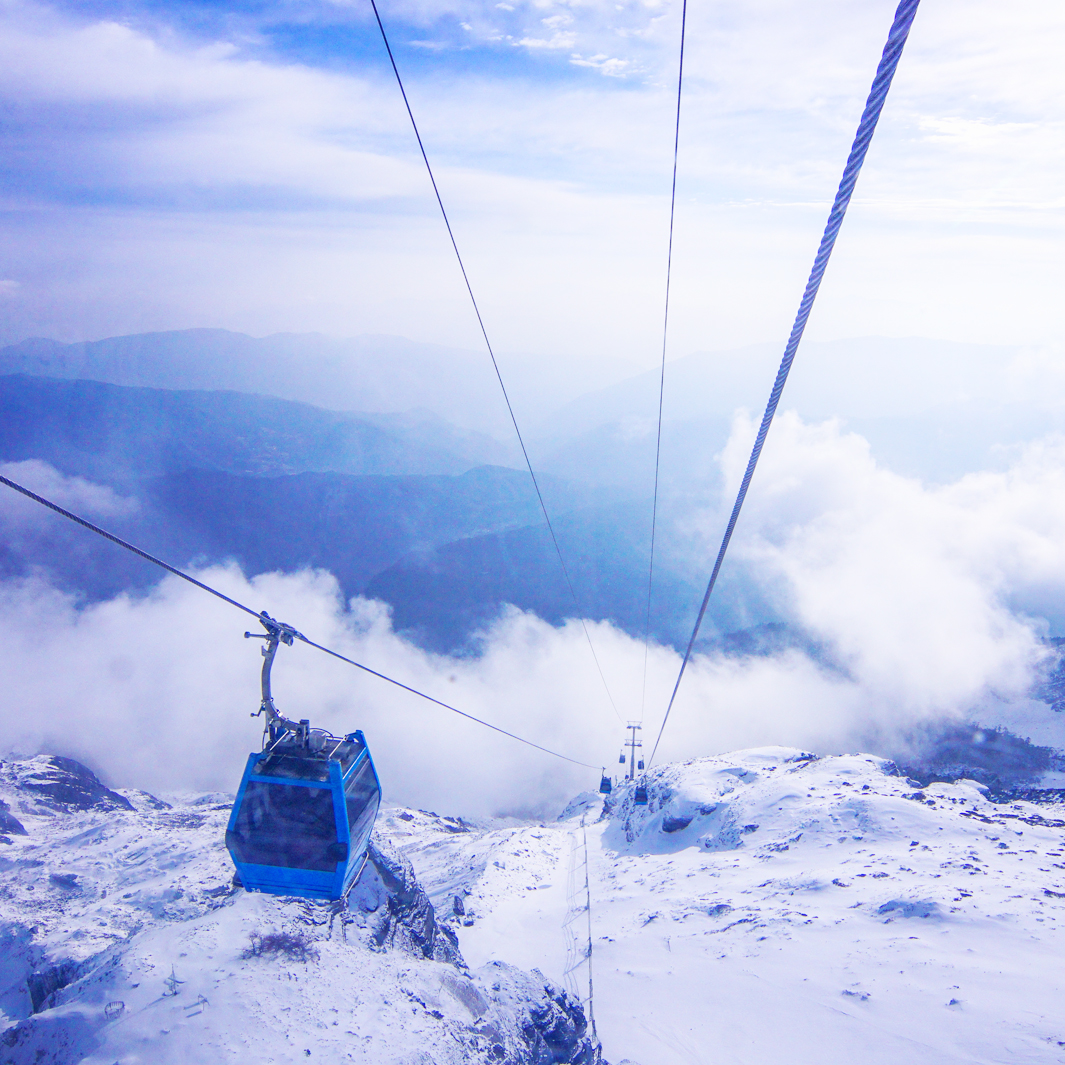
[1,756,133,813]
[355,838,463,965]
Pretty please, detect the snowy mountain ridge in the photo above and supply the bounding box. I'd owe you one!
[0,756,597,1065]
[4,748,1065,1063]
[384,747,1065,1064]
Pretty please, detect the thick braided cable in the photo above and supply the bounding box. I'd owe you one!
[649,0,921,764]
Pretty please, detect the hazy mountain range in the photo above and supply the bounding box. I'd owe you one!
[0,375,514,483]
[0,330,575,440]
[2,328,1057,651]
[5,329,1056,486]
[0,363,703,650]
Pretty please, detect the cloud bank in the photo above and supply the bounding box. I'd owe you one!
[3,414,1065,815]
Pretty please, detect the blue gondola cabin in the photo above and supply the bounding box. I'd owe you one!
[226,727,381,901]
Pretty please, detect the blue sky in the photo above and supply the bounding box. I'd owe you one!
[37,0,645,82]
[0,0,1062,381]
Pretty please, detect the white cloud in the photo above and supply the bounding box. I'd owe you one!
[0,460,139,526]
[655,410,1065,755]
[569,53,630,76]
[4,416,1065,813]
[0,0,1062,364]
[0,567,629,814]
[657,411,1065,754]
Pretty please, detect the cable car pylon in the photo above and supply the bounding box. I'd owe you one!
[621,722,649,806]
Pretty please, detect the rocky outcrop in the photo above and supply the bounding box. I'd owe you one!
[4,756,133,812]
[0,798,26,837]
[26,961,83,1014]
[481,962,601,1065]
[356,838,464,966]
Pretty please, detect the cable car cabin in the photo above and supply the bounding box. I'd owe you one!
[226,726,381,901]
[634,783,649,806]
[226,614,382,901]
[599,772,613,795]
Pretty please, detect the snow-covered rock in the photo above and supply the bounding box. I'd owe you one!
[356,839,463,965]
[4,756,133,814]
[0,756,601,1065]
[9,745,1065,1063]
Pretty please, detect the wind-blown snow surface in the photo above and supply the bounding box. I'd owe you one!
[6,747,1065,1064]
[386,748,1065,1065]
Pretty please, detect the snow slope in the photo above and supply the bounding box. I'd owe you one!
[6,747,1065,1064]
[0,756,597,1065]
[385,748,1065,1065]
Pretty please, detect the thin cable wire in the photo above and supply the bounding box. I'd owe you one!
[0,474,262,620]
[368,0,622,724]
[0,473,599,770]
[648,0,922,765]
[640,0,688,722]
[295,632,597,768]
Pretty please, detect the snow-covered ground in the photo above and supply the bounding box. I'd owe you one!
[0,756,595,1065]
[385,747,1065,1065]
[5,747,1065,1064]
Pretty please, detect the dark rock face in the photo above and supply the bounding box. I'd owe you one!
[27,960,82,1013]
[12,756,134,812]
[521,988,598,1065]
[481,962,601,1065]
[0,798,26,836]
[896,723,1058,794]
[661,815,692,834]
[361,839,463,966]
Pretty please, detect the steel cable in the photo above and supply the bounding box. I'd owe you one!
[640,0,688,721]
[649,0,922,765]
